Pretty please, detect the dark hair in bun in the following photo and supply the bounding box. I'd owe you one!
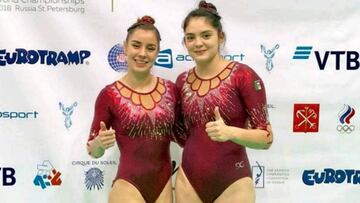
[126,15,161,44]
[182,1,223,36]
[198,0,220,19]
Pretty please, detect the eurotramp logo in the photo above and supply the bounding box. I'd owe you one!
[292,46,359,70]
[303,168,360,186]
[0,48,91,66]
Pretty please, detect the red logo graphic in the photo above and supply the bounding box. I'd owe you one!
[293,104,320,133]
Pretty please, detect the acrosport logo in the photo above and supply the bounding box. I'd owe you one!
[155,49,173,69]
[0,111,39,119]
[0,48,91,66]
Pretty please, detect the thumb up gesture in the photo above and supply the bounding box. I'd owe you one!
[205,107,230,142]
[96,121,116,149]
[213,106,223,122]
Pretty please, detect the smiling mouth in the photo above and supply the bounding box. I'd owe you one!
[194,50,206,55]
[134,59,149,66]
[134,59,148,63]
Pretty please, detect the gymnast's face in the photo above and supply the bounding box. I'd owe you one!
[184,17,224,64]
[124,29,159,75]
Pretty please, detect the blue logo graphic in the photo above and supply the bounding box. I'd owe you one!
[293,46,359,70]
[1,167,16,186]
[303,168,360,186]
[108,44,127,72]
[33,160,62,189]
[176,53,245,62]
[260,44,279,71]
[85,168,104,190]
[337,104,355,134]
[59,102,78,129]
[155,49,173,69]
[292,46,313,59]
[252,161,265,188]
[0,111,38,119]
[0,49,90,66]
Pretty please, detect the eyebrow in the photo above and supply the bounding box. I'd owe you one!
[185,30,214,35]
[130,40,157,47]
[130,40,141,44]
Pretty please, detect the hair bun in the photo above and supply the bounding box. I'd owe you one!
[199,0,218,15]
[137,15,155,25]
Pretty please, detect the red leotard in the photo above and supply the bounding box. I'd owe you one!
[87,77,184,203]
[176,62,269,203]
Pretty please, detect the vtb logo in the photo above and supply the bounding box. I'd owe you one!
[293,46,359,70]
[0,167,16,186]
[293,104,320,133]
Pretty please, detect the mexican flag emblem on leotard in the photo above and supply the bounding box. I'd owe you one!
[254,80,262,91]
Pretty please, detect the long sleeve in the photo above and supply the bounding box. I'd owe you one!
[87,87,113,145]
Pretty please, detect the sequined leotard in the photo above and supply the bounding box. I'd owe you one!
[87,77,184,203]
[176,62,269,203]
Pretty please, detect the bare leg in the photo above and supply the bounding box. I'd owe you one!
[108,179,145,203]
[175,166,202,203]
[155,178,173,203]
[214,177,255,203]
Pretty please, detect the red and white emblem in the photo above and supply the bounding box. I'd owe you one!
[293,104,320,133]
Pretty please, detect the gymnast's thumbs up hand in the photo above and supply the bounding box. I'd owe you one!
[96,121,116,149]
[205,107,230,142]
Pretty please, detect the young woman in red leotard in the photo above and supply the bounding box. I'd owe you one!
[175,1,273,203]
[87,16,184,203]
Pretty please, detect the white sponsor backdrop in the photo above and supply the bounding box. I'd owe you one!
[1,0,359,202]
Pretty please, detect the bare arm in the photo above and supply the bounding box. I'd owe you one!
[205,107,273,149]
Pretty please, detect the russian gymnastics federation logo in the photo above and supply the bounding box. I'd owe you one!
[108,44,127,72]
[337,104,355,134]
[85,168,104,190]
[252,161,265,188]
